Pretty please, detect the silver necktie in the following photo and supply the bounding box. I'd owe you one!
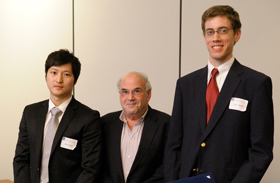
[40,107,62,183]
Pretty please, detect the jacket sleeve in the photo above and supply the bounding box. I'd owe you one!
[75,111,103,183]
[142,164,164,183]
[232,76,274,183]
[164,79,184,182]
[143,115,170,183]
[13,107,32,183]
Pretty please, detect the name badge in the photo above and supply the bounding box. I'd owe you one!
[229,97,248,112]
[60,137,78,150]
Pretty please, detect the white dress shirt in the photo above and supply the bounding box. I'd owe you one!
[207,57,235,91]
[43,96,72,139]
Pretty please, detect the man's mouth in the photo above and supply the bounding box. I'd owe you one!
[54,85,63,89]
[212,45,223,49]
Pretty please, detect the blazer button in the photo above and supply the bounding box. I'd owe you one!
[201,142,206,147]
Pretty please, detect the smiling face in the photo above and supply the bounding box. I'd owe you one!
[119,73,151,120]
[46,63,75,105]
[204,16,241,67]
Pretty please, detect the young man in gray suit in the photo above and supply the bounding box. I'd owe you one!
[13,49,102,183]
[164,5,274,183]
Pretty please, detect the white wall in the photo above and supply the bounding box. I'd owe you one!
[74,0,179,116]
[0,0,72,180]
[1,0,279,182]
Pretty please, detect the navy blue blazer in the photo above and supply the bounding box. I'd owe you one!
[101,106,170,183]
[13,97,102,183]
[164,60,274,183]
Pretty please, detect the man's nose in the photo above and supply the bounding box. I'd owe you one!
[127,91,135,100]
[212,32,221,41]
[56,74,63,83]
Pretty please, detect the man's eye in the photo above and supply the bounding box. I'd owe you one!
[220,28,227,33]
[207,30,214,35]
[134,89,141,94]
[121,90,129,94]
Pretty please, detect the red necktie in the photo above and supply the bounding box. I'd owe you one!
[206,68,219,124]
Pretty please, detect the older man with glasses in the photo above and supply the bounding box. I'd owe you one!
[101,71,170,183]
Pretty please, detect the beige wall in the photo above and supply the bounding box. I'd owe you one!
[0,0,73,179]
[1,0,279,182]
[74,0,179,115]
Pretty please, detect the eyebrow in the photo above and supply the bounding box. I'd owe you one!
[120,87,141,91]
[49,68,72,73]
[206,26,229,30]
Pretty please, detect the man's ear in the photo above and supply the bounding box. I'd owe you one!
[147,90,152,101]
[234,29,241,44]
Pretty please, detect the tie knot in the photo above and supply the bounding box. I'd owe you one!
[50,107,62,117]
[211,68,219,77]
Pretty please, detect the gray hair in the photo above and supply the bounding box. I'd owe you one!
[117,72,152,91]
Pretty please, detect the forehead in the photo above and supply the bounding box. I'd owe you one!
[205,16,231,29]
[120,74,146,89]
[48,63,73,72]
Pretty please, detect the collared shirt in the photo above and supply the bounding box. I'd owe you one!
[43,96,72,138]
[40,96,72,183]
[119,109,148,183]
[207,57,235,91]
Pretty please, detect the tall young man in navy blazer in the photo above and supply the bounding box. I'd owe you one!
[101,72,170,183]
[164,5,274,183]
[13,49,102,183]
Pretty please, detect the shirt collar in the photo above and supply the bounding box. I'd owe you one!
[48,96,72,114]
[119,108,149,124]
[207,57,235,78]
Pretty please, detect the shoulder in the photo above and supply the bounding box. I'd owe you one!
[72,98,100,115]
[173,67,207,95]
[231,59,269,80]
[241,65,270,80]
[149,107,170,118]
[181,67,206,79]
[101,110,122,122]
[24,99,48,111]
[230,60,273,94]
[147,107,171,124]
[235,62,272,87]
[70,100,102,130]
[177,67,206,84]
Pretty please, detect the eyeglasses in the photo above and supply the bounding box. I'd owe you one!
[205,28,233,36]
[119,88,145,97]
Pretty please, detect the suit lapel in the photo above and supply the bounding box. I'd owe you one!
[35,100,49,166]
[129,107,159,173]
[51,98,78,154]
[196,67,208,133]
[112,116,125,178]
[203,60,243,139]
[36,100,49,142]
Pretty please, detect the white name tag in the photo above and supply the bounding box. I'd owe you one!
[60,137,78,150]
[229,97,248,112]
